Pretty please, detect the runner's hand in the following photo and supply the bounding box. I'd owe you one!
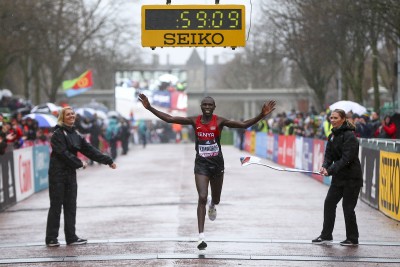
[261,100,276,117]
[138,94,150,109]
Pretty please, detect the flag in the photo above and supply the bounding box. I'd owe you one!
[62,70,93,97]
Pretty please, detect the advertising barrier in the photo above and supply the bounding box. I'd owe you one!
[379,150,400,221]
[312,139,326,183]
[0,148,16,211]
[33,145,50,192]
[295,136,303,170]
[266,134,274,160]
[255,132,267,158]
[302,137,314,176]
[360,146,380,209]
[13,147,35,202]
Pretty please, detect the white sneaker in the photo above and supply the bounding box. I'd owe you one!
[207,195,217,221]
[197,233,207,250]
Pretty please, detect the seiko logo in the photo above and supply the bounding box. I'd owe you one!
[197,132,215,138]
[164,33,224,45]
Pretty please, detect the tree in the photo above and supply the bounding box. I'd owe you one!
[265,0,336,110]
[0,0,142,104]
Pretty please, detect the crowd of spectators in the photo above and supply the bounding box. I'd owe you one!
[252,108,398,140]
[0,91,398,157]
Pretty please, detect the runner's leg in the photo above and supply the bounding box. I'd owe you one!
[209,172,224,205]
[195,173,210,233]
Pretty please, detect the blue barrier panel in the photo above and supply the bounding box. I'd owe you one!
[33,145,50,192]
[0,147,16,211]
[302,137,314,177]
[295,136,303,169]
[272,134,279,163]
[255,132,267,158]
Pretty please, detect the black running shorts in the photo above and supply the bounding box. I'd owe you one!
[194,155,224,177]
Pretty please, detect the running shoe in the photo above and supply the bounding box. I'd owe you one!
[46,240,60,247]
[197,239,207,250]
[340,239,358,246]
[207,195,217,221]
[311,236,333,245]
[67,238,87,246]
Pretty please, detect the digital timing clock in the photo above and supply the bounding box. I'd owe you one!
[141,5,245,48]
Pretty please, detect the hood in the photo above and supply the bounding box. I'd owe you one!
[332,121,355,135]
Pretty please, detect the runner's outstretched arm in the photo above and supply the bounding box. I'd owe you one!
[139,93,193,125]
[222,100,276,128]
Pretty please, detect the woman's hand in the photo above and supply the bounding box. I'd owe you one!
[261,100,276,117]
[138,94,151,109]
[82,162,88,169]
[319,167,328,176]
[109,163,117,169]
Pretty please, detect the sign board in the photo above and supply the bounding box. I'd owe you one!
[141,5,245,48]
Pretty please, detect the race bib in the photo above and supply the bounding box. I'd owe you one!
[198,143,219,157]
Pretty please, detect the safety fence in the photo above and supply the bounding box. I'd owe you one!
[235,131,400,222]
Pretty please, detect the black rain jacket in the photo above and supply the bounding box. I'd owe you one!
[48,124,113,183]
[322,122,362,187]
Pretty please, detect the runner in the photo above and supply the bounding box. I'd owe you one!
[139,93,276,250]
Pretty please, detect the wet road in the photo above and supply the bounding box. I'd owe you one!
[1,143,400,266]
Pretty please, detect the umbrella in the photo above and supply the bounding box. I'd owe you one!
[84,100,109,112]
[329,100,367,115]
[158,73,179,84]
[107,110,120,118]
[75,107,96,120]
[31,103,60,114]
[23,113,58,128]
[94,110,108,121]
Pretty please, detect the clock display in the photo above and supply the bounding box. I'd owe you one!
[141,5,246,48]
[145,9,242,30]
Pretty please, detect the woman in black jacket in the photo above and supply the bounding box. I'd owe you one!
[46,107,117,247]
[312,109,362,246]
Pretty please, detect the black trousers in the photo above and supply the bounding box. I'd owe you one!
[321,184,361,242]
[45,181,78,243]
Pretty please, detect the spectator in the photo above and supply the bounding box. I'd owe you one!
[9,118,23,148]
[322,113,332,140]
[23,117,38,141]
[138,120,148,148]
[105,116,120,160]
[119,118,131,155]
[374,115,397,139]
[354,115,371,138]
[368,112,380,137]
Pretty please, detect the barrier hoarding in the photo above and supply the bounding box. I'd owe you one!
[0,148,16,211]
[33,145,50,192]
[379,150,400,221]
[302,138,314,176]
[360,146,380,209]
[255,132,267,158]
[272,134,279,163]
[295,136,303,169]
[312,139,326,183]
[266,134,274,160]
[278,135,295,168]
[13,147,34,202]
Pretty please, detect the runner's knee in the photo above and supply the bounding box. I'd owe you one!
[198,194,207,205]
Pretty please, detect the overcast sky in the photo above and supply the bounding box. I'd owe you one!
[131,0,260,65]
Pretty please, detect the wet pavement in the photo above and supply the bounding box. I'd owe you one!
[1,143,400,266]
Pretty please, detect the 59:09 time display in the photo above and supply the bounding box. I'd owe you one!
[145,9,242,30]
